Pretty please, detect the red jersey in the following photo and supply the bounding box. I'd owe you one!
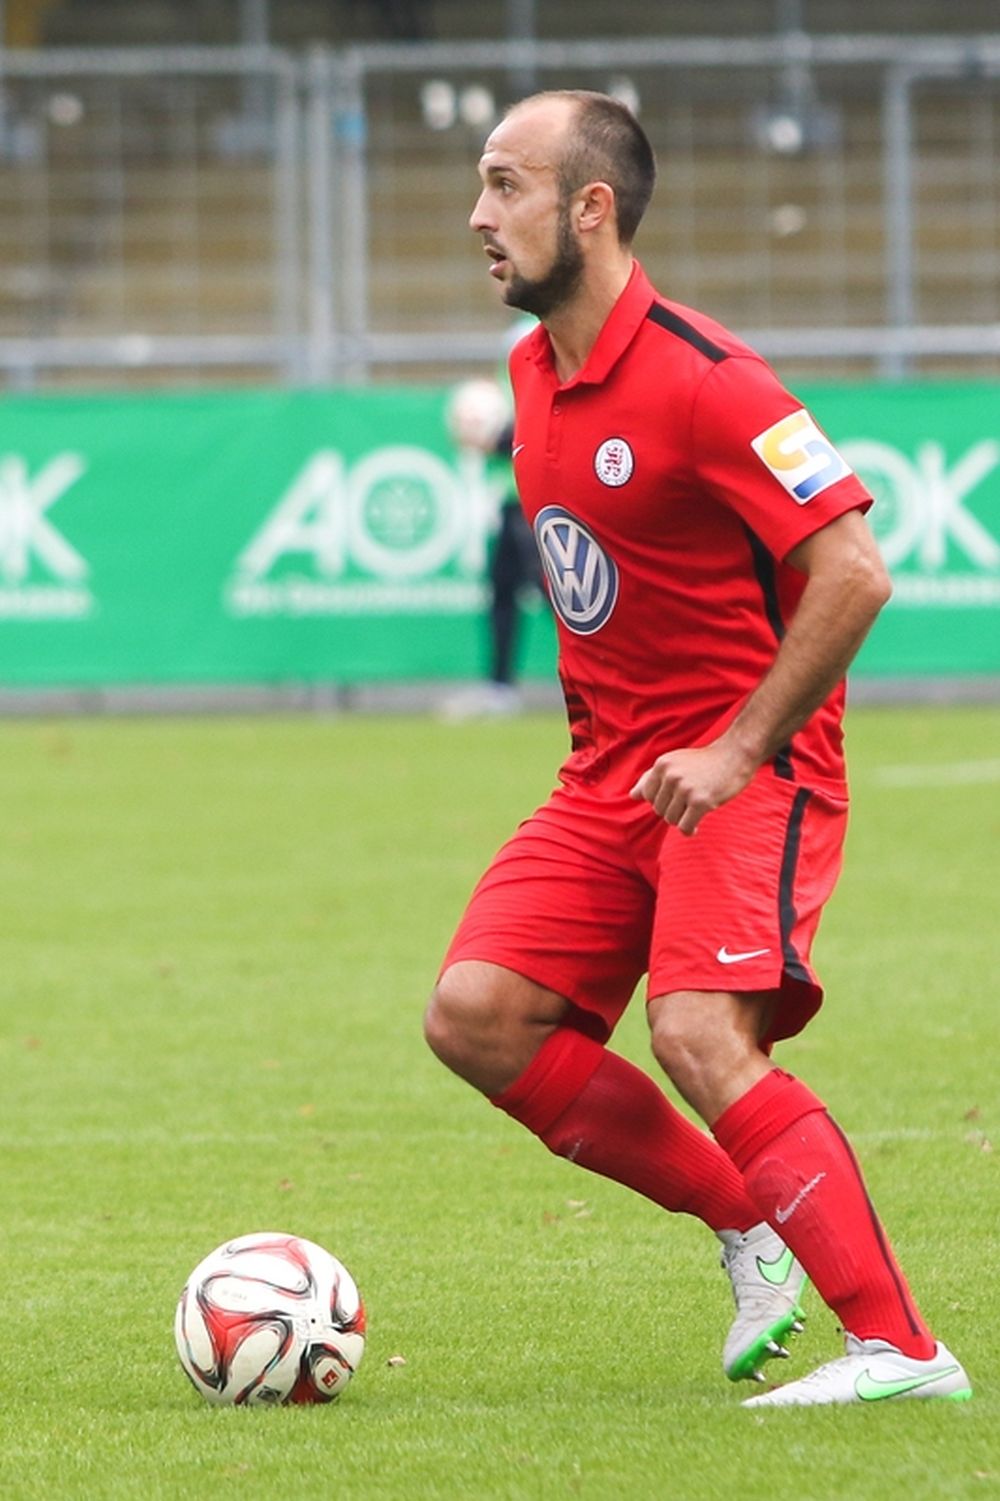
[509,261,873,795]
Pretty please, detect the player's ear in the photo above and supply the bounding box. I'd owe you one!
[575,180,616,235]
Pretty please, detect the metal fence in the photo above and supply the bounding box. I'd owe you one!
[1,30,1000,388]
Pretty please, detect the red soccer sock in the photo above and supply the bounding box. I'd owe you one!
[712,1068,935,1358]
[491,1026,760,1232]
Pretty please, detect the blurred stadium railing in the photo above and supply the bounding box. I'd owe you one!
[1,27,1000,388]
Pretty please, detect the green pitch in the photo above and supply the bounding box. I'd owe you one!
[1,706,996,1500]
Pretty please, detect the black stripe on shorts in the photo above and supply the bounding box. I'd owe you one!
[779,787,813,984]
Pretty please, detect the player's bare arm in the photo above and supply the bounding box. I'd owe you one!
[630,509,891,835]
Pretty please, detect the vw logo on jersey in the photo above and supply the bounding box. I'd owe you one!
[533,506,619,635]
[594,437,634,487]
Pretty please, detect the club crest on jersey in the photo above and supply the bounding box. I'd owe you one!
[533,506,619,635]
[594,437,634,487]
[750,408,851,504]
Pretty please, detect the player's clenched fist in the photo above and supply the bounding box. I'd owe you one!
[629,741,756,836]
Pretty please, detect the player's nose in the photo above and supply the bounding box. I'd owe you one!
[469,189,492,233]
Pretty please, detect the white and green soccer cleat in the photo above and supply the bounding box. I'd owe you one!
[718,1223,808,1382]
[742,1334,973,1408]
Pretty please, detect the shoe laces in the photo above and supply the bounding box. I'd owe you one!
[721,1239,771,1311]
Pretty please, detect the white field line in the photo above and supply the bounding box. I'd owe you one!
[870,757,1000,788]
[0,1130,285,1148]
[0,1125,970,1148]
[852,1127,971,1142]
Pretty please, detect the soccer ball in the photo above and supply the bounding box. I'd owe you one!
[174,1231,366,1406]
[445,377,511,452]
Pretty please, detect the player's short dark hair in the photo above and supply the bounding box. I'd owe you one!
[513,89,656,246]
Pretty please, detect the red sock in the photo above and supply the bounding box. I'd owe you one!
[713,1068,934,1358]
[492,1026,760,1232]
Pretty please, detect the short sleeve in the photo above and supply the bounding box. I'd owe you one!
[690,355,872,559]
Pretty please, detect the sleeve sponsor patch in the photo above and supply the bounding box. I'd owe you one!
[750,408,852,504]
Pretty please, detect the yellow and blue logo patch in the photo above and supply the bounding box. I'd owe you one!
[750,408,852,504]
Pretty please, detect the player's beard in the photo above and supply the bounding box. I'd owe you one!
[503,197,583,318]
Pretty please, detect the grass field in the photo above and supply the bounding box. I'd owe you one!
[1,704,997,1500]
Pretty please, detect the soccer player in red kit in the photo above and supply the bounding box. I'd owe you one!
[424,89,971,1406]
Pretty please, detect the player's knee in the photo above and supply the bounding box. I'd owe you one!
[424,961,566,1096]
[423,972,469,1068]
[647,989,753,1109]
[648,989,775,1119]
[648,994,708,1093]
[423,963,507,1082]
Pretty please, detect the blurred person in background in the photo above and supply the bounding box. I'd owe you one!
[442,369,543,719]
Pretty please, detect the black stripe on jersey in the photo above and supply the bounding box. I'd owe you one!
[778,787,813,984]
[646,302,730,363]
[743,525,795,779]
[743,525,785,642]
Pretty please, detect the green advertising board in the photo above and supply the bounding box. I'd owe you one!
[0,383,997,688]
[0,387,553,687]
[810,384,1000,677]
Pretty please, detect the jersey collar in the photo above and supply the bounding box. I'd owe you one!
[523,260,656,390]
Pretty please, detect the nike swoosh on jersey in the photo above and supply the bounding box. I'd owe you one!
[854,1365,962,1402]
[512,443,526,457]
[716,946,771,964]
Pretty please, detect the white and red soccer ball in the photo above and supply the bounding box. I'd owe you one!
[174,1232,366,1406]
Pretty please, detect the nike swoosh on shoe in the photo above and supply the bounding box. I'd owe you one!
[756,1247,796,1287]
[854,1365,963,1401]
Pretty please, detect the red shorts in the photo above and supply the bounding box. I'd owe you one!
[441,769,848,1048]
